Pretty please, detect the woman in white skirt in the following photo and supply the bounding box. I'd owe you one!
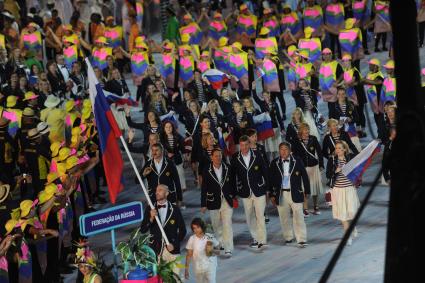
[292,79,320,141]
[291,123,324,216]
[160,121,187,192]
[251,82,285,160]
[326,141,360,245]
[185,218,219,283]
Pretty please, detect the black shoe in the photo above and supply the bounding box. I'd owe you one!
[265,216,270,224]
[282,114,287,121]
[285,239,294,244]
[374,48,381,52]
[249,241,259,248]
[94,196,107,204]
[382,47,388,51]
[364,50,370,55]
[257,243,266,249]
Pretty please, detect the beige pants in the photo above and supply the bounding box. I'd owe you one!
[195,269,216,283]
[277,191,307,243]
[242,194,267,244]
[209,199,234,252]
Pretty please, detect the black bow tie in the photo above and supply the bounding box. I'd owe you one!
[157,204,166,209]
[283,159,289,163]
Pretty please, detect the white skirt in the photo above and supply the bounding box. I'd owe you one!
[264,128,282,153]
[331,185,360,221]
[304,110,320,141]
[176,163,187,189]
[306,165,323,196]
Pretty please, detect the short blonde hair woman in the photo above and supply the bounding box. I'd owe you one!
[286,107,306,144]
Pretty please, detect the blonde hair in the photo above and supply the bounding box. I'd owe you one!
[207,99,219,112]
[327,118,339,129]
[333,140,350,156]
[243,97,255,112]
[297,122,310,138]
[201,132,215,149]
[291,107,305,124]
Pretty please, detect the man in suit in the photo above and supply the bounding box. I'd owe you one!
[141,143,182,205]
[201,148,236,257]
[269,142,311,248]
[140,184,187,274]
[230,135,269,249]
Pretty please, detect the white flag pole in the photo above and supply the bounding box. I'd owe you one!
[119,136,170,245]
[85,58,170,245]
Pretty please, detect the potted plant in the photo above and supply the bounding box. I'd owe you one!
[116,228,182,283]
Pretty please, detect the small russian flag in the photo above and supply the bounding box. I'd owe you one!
[160,111,178,126]
[103,90,139,107]
[217,128,227,151]
[202,69,229,90]
[341,139,381,185]
[253,112,275,141]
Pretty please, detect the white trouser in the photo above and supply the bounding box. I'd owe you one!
[176,163,187,189]
[195,268,216,283]
[277,191,307,243]
[209,199,234,252]
[242,194,267,244]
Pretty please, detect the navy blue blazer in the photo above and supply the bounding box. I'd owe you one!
[269,155,311,203]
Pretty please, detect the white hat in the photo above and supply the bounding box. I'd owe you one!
[47,0,55,5]
[2,11,15,20]
[44,95,61,108]
[37,121,50,135]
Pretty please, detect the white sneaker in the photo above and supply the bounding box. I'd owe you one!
[347,237,353,246]
[353,228,359,238]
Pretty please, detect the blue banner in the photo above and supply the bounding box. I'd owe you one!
[79,201,143,236]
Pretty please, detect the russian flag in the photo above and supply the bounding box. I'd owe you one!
[86,58,124,204]
[202,69,229,90]
[217,128,227,151]
[103,90,139,107]
[253,113,275,141]
[160,111,178,126]
[341,139,381,185]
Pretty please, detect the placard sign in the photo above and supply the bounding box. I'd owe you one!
[79,201,143,236]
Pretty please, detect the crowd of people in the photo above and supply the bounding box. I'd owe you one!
[0,0,411,282]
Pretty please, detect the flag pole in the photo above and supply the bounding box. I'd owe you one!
[119,135,170,245]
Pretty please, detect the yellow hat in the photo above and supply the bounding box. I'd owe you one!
[283,4,291,10]
[82,107,91,121]
[27,22,38,29]
[72,126,82,137]
[58,147,71,162]
[181,33,190,44]
[135,40,148,50]
[6,96,18,108]
[27,128,40,140]
[106,16,114,22]
[304,27,315,38]
[40,183,58,204]
[20,199,35,218]
[218,37,228,47]
[384,59,395,69]
[83,99,92,109]
[287,45,298,56]
[23,91,39,101]
[368,58,380,66]
[66,156,79,170]
[46,172,59,184]
[95,36,107,44]
[299,49,309,59]
[57,163,67,177]
[342,54,352,61]
[240,3,248,11]
[63,24,72,31]
[201,51,210,58]
[322,48,332,54]
[5,219,18,235]
[259,27,270,36]
[231,42,243,51]
[51,141,62,158]
[65,99,75,112]
[22,107,36,118]
[345,18,356,30]
[162,41,174,50]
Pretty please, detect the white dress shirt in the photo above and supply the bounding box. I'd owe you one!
[157,201,168,224]
[213,164,223,183]
[242,151,251,168]
[154,157,164,173]
[281,157,291,189]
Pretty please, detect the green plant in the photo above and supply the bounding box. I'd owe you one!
[157,256,184,283]
[115,228,157,275]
